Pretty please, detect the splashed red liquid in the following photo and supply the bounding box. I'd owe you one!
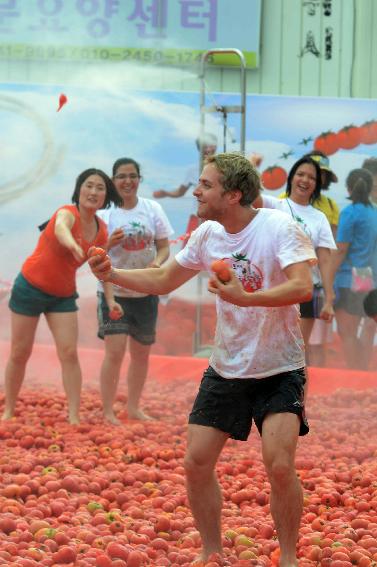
[57,93,68,112]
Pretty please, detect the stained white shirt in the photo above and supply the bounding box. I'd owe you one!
[176,208,317,378]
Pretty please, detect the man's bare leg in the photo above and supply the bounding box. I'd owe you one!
[184,424,228,562]
[262,412,302,567]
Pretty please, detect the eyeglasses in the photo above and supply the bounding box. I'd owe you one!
[114,173,140,181]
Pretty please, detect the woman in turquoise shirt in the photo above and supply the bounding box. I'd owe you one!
[332,168,377,369]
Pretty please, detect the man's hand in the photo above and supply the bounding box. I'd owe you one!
[88,247,113,281]
[208,270,248,307]
[147,260,161,268]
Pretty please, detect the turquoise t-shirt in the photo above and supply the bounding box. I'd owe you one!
[335,203,377,288]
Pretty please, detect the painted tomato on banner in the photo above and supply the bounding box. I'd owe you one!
[313,131,339,155]
[260,166,287,190]
[337,125,362,150]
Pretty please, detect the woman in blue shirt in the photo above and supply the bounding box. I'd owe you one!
[332,168,377,369]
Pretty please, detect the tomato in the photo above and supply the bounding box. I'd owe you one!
[88,246,106,258]
[337,125,362,149]
[105,542,129,560]
[95,554,112,567]
[211,259,231,283]
[313,131,339,155]
[52,545,77,563]
[260,165,288,190]
[359,120,377,145]
[109,309,122,321]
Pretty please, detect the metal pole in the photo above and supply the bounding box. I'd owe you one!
[199,48,247,153]
[194,48,247,355]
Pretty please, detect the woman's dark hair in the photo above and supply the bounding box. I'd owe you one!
[112,157,141,177]
[71,168,122,209]
[362,157,377,176]
[286,157,322,204]
[346,168,373,206]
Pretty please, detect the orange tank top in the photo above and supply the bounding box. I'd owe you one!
[22,205,107,297]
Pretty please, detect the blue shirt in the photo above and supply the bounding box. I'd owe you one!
[335,203,377,288]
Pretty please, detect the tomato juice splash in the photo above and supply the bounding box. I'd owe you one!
[57,93,68,112]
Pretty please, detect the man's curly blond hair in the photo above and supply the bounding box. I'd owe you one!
[205,152,261,206]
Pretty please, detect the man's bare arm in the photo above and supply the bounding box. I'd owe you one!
[88,252,197,296]
[208,261,313,307]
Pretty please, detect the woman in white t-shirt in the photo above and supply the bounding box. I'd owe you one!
[97,158,173,423]
[255,156,336,349]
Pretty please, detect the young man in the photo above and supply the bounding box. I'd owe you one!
[89,153,316,567]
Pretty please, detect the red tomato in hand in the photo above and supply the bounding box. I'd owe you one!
[109,309,122,320]
[88,246,106,258]
[211,260,231,283]
[260,166,287,190]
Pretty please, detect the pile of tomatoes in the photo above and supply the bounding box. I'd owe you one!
[0,375,376,566]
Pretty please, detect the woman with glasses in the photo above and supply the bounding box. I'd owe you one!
[96,157,173,424]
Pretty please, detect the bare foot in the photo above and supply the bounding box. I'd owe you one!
[127,408,154,421]
[276,554,298,567]
[1,409,15,421]
[103,411,121,425]
[68,414,80,425]
[190,557,205,566]
[190,552,226,566]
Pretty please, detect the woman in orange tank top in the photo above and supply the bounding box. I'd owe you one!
[2,168,121,424]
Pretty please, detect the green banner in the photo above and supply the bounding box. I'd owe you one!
[0,44,257,67]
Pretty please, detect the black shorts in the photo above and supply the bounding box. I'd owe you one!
[300,299,315,319]
[189,366,309,441]
[300,285,323,319]
[97,292,159,345]
[334,287,367,317]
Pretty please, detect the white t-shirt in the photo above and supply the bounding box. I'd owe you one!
[175,208,317,379]
[97,198,173,298]
[262,195,336,284]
